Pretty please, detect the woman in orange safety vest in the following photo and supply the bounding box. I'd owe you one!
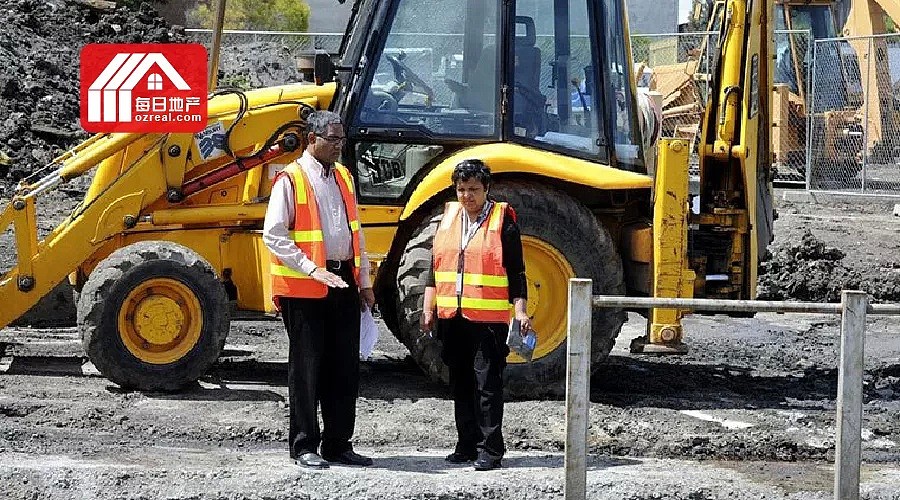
[420,159,532,471]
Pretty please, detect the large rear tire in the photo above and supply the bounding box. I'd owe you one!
[394,182,625,398]
[78,241,230,391]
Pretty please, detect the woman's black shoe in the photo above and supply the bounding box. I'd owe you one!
[473,453,502,471]
[445,451,477,463]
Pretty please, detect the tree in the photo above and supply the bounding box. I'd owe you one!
[189,0,311,32]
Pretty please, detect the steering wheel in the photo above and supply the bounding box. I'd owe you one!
[367,90,398,113]
[385,54,435,101]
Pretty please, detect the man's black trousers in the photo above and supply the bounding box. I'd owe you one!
[440,314,509,459]
[280,264,360,459]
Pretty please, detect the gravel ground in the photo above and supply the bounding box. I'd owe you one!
[1,192,900,499]
[1,1,899,492]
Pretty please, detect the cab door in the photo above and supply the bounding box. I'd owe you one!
[340,0,504,205]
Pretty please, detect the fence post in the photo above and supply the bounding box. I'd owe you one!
[806,39,817,191]
[834,290,868,500]
[565,278,592,500]
[861,37,872,193]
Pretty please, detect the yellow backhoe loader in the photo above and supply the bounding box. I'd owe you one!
[0,0,774,396]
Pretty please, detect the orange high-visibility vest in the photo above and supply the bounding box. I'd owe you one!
[270,163,362,303]
[433,201,511,323]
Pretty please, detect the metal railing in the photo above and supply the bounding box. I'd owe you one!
[564,279,900,500]
[808,34,900,196]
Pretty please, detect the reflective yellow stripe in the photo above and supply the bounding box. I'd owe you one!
[488,202,505,230]
[434,272,508,287]
[354,255,362,266]
[336,166,355,195]
[270,264,314,279]
[436,296,510,311]
[288,167,308,205]
[349,219,360,231]
[289,229,324,242]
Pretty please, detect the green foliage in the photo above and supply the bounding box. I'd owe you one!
[189,0,310,32]
[219,72,252,90]
[886,15,898,34]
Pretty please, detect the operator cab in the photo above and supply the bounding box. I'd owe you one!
[333,0,645,202]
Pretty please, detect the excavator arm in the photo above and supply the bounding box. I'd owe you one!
[638,0,775,352]
[697,0,775,292]
[0,84,335,329]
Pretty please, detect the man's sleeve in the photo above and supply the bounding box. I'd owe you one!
[263,175,317,276]
[501,206,527,300]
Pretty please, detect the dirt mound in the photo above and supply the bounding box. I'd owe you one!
[0,0,186,187]
[758,229,900,303]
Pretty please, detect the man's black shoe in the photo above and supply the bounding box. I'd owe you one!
[322,450,373,467]
[445,451,477,463]
[473,453,501,471]
[295,452,329,469]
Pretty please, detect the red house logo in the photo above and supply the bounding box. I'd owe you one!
[80,43,208,133]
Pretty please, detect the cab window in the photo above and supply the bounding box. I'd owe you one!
[512,1,605,158]
[355,0,500,137]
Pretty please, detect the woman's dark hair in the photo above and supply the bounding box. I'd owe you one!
[451,159,491,189]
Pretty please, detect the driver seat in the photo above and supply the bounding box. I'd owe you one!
[513,16,545,135]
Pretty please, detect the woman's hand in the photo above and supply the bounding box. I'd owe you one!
[420,310,435,336]
[513,298,532,335]
[360,287,375,311]
[515,310,533,335]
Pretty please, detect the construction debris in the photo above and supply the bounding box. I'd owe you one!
[0,0,185,188]
[646,59,704,139]
[758,229,900,303]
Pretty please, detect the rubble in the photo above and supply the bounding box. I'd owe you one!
[758,229,900,303]
[0,0,186,187]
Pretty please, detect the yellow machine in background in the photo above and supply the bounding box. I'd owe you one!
[731,0,897,179]
[0,0,774,396]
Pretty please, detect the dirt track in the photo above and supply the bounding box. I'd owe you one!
[1,193,900,499]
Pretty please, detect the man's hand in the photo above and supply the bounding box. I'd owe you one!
[310,268,349,288]
[360,287,375,311]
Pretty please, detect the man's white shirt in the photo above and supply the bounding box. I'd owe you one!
[262,150,372,288]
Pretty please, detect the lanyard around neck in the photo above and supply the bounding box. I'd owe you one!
[460,201,493,252]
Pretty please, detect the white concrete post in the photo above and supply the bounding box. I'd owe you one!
[835,290,868,500]
[565,279,592,500]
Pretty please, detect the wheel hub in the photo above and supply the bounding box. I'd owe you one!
[118,278,203,364]
[132,295,184,345]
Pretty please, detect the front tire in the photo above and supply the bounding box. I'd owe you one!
[78,241,230,391]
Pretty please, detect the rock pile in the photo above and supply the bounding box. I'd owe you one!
[758,230,900,303]
[0,0,186,186]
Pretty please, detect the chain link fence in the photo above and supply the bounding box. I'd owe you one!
[808,34,900,195]
[632,31,718,172]
[632,30,811,180]
[773,29,813,182]
[185,29,342,89]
